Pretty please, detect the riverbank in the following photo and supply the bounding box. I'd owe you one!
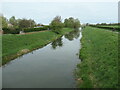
[2,28,73,65]
[76,26,118,88]
[3,28,81,88]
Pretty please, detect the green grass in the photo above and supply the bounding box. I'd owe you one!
[90,25,120,32]
[2,28,73,65]
[98,25,119,28]
[76,26,118,88]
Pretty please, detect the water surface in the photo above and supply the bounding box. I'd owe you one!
[3,29,82,88]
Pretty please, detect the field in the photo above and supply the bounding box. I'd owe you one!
[76,26,118,88]
[99,25,119,28]
[2,28,73,65]
[90,25,119,32]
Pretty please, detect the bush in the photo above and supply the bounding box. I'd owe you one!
[2,25,50,34]
[2,27,20,34]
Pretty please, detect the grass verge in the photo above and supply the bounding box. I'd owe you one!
[2,28,73,65]
[76,26,118,88]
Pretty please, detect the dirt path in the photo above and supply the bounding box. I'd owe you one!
[18,30,49,35]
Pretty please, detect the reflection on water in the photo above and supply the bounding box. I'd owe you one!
[51,29,80,49]
[65,29,80,41]
[51,38,63,49]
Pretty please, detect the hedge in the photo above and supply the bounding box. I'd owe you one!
[23,26,50,33]
[2,25,51,34]
[2,28,21,34]
[89,25,120,32]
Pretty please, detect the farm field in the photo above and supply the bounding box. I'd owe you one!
[76,26,118,88]
[97,25,119,28]
[2,28,73,65]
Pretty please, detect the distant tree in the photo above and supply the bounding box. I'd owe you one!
[64,18,69,27]
[28,19,36,28]
[18,19,30,29]
[96,23,100,25]
[18,19,36,29]
[9,16,17,26]
[73,19,81,29]
[64,17,81,29]
[101,23,106,25]
[1,16,8,28]
[68,17,75,28]
[16,19,21,25]
[50,16,63,34]
[37,23,43,26]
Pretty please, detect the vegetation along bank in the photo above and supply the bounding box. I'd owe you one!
[76,26,118,88]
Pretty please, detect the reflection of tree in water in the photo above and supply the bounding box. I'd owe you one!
[65,29,80,41]
[51,37,63,49]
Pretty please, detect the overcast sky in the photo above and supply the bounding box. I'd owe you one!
[1,0,118,24]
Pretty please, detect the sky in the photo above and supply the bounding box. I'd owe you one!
[1,0,119,2]
[1,0,119,24]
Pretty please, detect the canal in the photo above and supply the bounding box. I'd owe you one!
[3,29,82,88]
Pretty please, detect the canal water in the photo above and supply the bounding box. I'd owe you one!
[2,29,82,88]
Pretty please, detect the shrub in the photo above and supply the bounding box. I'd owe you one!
[2,27,20,34]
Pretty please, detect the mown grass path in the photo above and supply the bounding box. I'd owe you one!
[18,30,49,35]
[76,26,118,88]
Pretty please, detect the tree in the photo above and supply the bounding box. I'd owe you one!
[18,19,30,29]
[68,17,75,28]
[73,19,81,29]
[50,16,63,34]
[9,16,17,26]
[64,17,81,29]
[18,19,36,29]
[64,18,69,27]
[64,17,74,28]
[1,16,8,28]
[28,19,36,28]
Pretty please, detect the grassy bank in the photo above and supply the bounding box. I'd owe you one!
[76,26,118,88]
[99,25,119,28]
[90,25,119,32]
[2,28,73,65]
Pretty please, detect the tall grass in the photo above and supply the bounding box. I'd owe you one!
[76,26,118,88]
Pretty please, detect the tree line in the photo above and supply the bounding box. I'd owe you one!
[1,16,36,29]
[50,16,81,34]
[1,15,81,34]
